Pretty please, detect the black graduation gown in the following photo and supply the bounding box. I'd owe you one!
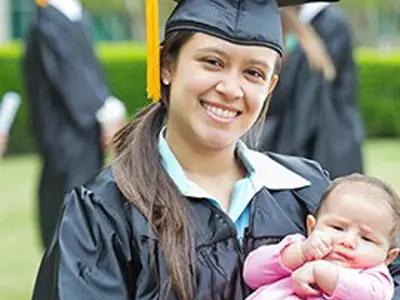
[261,5,364,179]
[22,6,110,249]
[31,153,400,299]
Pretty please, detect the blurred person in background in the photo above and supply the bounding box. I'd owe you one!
[22,0,126,249]
[261,3,364,179]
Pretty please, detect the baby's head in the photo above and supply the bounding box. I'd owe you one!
[307,174,400,269]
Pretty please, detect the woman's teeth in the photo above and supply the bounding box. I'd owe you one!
[203,103,238,119]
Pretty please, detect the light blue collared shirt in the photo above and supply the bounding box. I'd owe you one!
[158,128,310,242]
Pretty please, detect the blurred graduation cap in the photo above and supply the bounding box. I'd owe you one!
[146,0,340,101]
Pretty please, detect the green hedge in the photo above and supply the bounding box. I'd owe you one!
[1,44,399,155]
[356,50,400,137]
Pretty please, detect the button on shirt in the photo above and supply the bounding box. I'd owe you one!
[158,128,310,242]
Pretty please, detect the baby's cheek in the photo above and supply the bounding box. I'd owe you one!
[354,244,386,268]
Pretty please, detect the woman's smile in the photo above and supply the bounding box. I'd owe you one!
[200,100,241,125]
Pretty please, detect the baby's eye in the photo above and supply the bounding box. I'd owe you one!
[362,236,373,243]
[331,225,344,231]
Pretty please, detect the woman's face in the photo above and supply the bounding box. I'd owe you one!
[163,33,279,151]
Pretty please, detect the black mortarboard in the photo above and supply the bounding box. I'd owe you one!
[146,0,340,101]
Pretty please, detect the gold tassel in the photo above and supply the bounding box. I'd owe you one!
[146,0,161,102]
[34,0,48,7]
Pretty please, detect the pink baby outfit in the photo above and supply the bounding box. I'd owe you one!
[243,234,394,300]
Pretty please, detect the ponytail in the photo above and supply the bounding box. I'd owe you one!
[111,31,197,300]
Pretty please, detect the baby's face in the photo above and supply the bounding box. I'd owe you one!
[312,187,396,269]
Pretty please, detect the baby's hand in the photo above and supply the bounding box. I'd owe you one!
[293,260,339,297]
[292,262,321,297]
[301,231,332,261]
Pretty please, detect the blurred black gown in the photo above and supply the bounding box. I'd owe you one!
[22,5,110,249]
[261,5,364,179]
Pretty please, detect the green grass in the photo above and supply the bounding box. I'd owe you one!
[364,139,400,189]
[0,139,399,299]
[0,156,41,300]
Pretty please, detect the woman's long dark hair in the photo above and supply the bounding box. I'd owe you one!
[111,30,281,300]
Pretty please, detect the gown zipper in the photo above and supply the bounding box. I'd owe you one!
[201,200,246,256]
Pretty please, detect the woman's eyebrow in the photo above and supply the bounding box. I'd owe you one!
[196,47,227,56]
[196,47,273,70]
[246,59,272,70]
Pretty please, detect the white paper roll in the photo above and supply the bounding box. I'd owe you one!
[0,92,21,134]
[96,96,126,130]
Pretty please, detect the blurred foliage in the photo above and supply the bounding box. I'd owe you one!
[75,1,400,45]
[342,0,400,9]
[0,43,399,154]
[80,0,175,13]
[81,0,125,12]
[80,0,399,13]
[356,49,400,137]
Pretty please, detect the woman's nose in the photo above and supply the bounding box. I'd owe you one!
[215,73,244,101]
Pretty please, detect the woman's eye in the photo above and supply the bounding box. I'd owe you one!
[202,58,222,68]
[246,69,265,79]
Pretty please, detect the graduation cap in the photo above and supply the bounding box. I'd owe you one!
[146,0,340,101]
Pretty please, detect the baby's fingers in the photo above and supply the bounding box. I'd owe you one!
[310,247,325,260]
[292,280,321,297]
[320,234,333,248]
[316,242,331,258]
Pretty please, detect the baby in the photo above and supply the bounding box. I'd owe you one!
[243,174,400,300]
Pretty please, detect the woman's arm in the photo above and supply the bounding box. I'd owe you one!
[32,186,136,300]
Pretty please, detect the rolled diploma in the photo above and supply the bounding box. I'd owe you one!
[0,92,21,134]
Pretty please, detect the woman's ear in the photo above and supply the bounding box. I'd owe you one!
[161,47,173,86]
[161,68,171,86]
[267,74,279,95]
[306,214,317,235]
[161,58,172,86]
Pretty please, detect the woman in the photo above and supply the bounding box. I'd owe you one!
[31,0,400,299]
